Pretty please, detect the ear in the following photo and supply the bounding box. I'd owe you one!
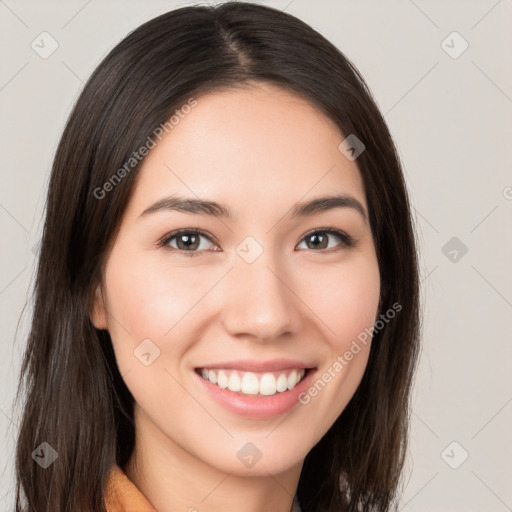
[90,283,108,330]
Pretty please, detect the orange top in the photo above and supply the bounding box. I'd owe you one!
[105,464,156,512]
[105,463,302,512]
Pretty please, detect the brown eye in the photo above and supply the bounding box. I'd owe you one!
[159,229,217,257]
[296,228,356,252]
[174,232,201,251]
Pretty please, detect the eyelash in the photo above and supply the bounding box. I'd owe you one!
[157,226,357,258]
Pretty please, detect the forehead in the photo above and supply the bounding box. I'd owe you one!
[124,83,367,221]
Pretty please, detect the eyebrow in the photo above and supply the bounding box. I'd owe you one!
[140,193,368,224]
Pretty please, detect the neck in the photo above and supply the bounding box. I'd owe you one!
[123,405,302,512]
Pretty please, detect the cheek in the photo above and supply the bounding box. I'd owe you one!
[292,252,380,432]
[104,250,208,337]
[298,252,381,349]
[102,252,209,419]
[101,250,204,380]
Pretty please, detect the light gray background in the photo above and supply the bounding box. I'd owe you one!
[1,1,511,510]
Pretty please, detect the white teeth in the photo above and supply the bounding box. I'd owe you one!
[259,373,277,396]
[217,370,229,389]
[241,372,259,395]
[199,368,306,396]
[287,370,298,390]
[276,373,288,392]
[228,372,241,391]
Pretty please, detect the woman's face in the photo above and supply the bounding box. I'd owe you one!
[92,82,380,477]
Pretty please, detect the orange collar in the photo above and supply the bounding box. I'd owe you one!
[105,464,156,512]
[105,464,301,512]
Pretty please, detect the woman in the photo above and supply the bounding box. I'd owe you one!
[13,2,421,511]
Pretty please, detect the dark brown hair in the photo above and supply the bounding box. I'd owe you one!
[13,2,421,511]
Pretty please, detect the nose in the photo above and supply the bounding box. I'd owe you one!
[220,249,302,342]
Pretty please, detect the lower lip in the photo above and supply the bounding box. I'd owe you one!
[193,368,316,419]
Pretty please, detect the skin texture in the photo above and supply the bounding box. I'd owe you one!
[91,82,381,512]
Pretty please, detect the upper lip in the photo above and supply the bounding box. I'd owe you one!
[196,359,317,373]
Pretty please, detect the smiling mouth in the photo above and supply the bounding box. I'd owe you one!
[195,367,311,396]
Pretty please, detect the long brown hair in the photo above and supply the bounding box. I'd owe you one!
[13,2,421,511]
